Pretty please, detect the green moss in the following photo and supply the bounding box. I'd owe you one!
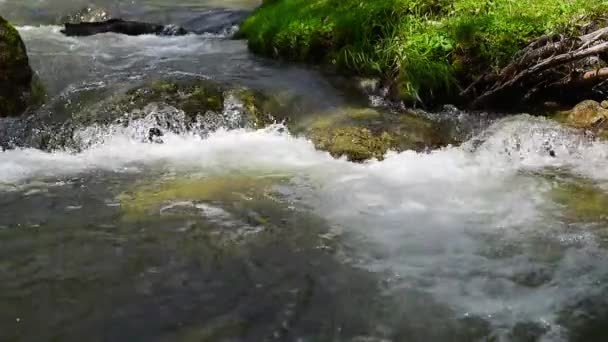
[0,17,28,71]
[69,78,286,130]
[346,108,382,121]
[151,79,179,93]
[294,107,383,133]
[0,16,34,117]
[0,17,22,49]
[232,88,277,128]
[238,0,608,105]
[28,74,47,109]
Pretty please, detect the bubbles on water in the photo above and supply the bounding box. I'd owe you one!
[3,108,608,339]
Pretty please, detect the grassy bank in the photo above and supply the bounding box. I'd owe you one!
[238,0,608,106]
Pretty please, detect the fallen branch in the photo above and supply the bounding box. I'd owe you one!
[471,25,608,108]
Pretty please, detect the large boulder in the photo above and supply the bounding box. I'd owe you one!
[0,16,35,117]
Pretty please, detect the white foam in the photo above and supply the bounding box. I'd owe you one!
[2,114,608,337]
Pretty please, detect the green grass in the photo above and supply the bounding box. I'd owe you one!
[238,0,608,105]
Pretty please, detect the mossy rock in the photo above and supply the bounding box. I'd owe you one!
[232,87,282,128]
[28,74,47,109]
[75,79,280,128]
[0,16,37,117]
[119,79,225,119]
[303,107,454,162]
[310,126,395,162]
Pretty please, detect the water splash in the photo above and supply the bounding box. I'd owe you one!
[2,112,608,339]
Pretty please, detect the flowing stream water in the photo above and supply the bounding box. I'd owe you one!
[3,1,608,341]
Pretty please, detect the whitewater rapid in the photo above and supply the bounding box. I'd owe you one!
[3,6,608,339]
[2,114,606,185]
[3,114,608,340]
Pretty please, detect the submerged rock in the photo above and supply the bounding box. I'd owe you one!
[118,175,283,218]
[551,179,608,223]
[117,175,294,246]
[0,16,39,117]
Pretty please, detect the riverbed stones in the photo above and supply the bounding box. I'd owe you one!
[0,16,34,117]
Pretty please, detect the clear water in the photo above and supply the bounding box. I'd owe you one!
[2,1,608,341]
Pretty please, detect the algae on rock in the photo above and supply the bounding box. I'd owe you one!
[310,126,395,162]
[0,16,42,117]
[302,106,455,162]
